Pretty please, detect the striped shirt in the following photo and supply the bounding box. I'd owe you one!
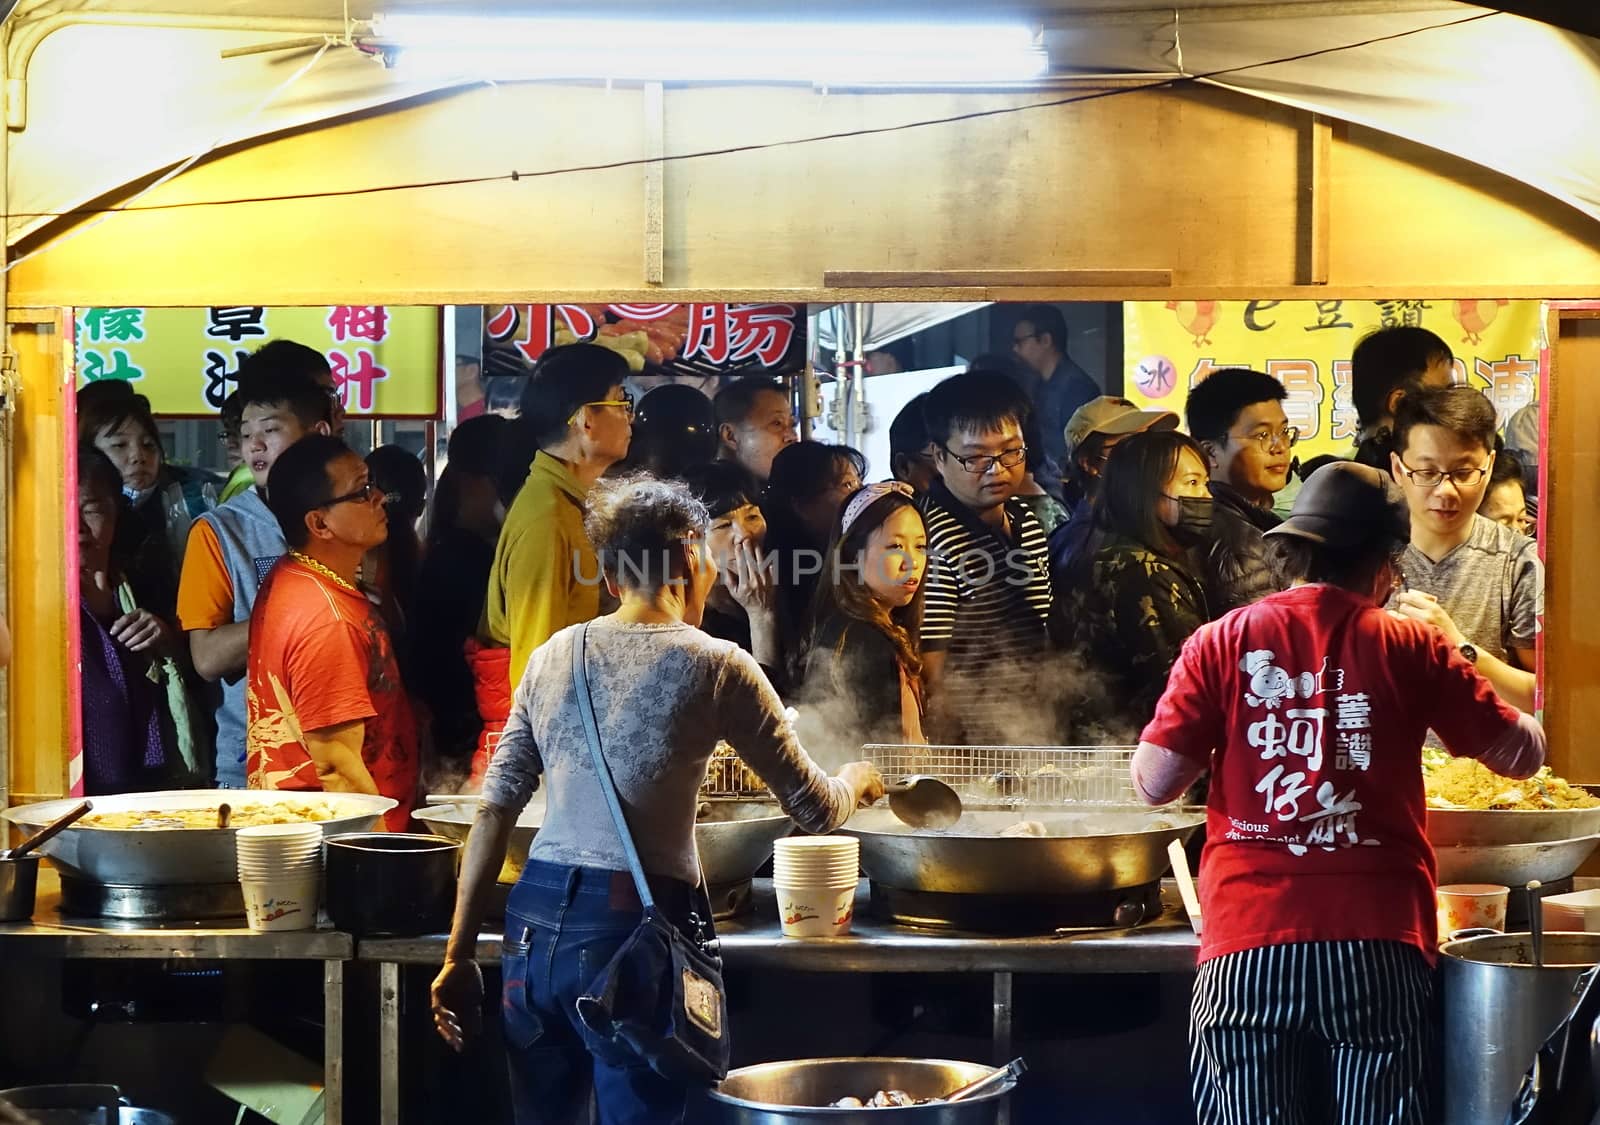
[919,480,1053,744]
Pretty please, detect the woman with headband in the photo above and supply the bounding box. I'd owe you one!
[800,481,930,748]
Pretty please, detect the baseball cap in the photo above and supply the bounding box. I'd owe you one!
[1064,396,1178,459]
[1263,461,1409,549]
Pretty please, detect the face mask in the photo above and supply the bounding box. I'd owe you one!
[123,482,157,507]
[1164,495,1214,545]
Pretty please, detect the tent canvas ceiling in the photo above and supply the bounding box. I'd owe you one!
[7,1,1600,251]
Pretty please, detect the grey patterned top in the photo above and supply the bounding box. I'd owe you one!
[481,618,854,885]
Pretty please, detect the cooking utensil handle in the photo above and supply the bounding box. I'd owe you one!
[1528,880,1546,969]
[7,799,93,859]
[945,1057,1027,1102]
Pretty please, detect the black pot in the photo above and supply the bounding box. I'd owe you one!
[324,832,461,937]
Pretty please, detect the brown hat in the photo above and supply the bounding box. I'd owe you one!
[1264,461,1410,549]
[1063,396,1179,459]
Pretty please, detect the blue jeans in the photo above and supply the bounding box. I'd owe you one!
[501,859,701,1125]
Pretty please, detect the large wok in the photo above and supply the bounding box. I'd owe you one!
[1426,806,1600,847]
[1,790,396,885]
[414,798,793,893]
[840,806,1204,896]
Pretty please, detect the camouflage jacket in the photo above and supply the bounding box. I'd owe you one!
[1062,533,1208,728]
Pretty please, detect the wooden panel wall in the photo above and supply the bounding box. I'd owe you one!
[9,82,1600,306]
[1545,313,1600,783]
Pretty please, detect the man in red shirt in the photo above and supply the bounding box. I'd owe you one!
[1134,461,1545,1125]
[247,434,417,831]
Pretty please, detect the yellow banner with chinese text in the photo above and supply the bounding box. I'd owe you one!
[1123,300,1541,462]
[73,306,441,417]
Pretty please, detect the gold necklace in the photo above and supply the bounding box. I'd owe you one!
[289,551,359,594]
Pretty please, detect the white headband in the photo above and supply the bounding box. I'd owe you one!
[840,480,915,539]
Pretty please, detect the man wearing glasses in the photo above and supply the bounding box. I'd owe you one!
[249,435,416,831]
[484,344,634,687]
[1388,386,1541,713]
[1186,369,1296,616]
[918,372,1053,744]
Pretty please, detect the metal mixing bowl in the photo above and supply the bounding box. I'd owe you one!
[704,1058,1011,1124]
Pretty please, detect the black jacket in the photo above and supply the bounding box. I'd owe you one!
[1200,482,1284,618]
[800,614,914,748]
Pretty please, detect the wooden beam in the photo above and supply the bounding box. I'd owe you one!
[823,269,1173,289]
[1297,114,1334,286]
[642,82,665,287]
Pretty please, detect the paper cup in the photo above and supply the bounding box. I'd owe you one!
[241,876,320,931]
[776,883,856,937]
[1437,883,1509,939]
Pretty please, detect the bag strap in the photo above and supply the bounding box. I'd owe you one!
[571,621,658,915]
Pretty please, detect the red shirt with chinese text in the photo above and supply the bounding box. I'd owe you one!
[246,557,417,831]
[1141,583,1522,965]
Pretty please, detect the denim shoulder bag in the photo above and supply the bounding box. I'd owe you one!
[568,622,731,1085]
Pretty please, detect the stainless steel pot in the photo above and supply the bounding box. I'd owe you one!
[325,833,460,937]
[0,855,39,923]
[0,790,395,885]
[840,806,1203,896]
[1439,930,1600,1125]
[703,1058,1013,1123]
[0,1085,176,1125]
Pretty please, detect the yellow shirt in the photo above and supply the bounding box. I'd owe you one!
[484,451,600,686]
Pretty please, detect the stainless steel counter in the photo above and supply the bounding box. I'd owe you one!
[359,880,1200,973]
[359,879,1199,1125]
[0,871,349,1125]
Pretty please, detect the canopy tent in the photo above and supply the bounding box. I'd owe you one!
[7,1,1600,254]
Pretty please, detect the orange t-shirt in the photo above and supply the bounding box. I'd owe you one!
[176,520,236,631]
[246,557,417,831]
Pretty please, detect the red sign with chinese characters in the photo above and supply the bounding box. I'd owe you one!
[485,303,804,374]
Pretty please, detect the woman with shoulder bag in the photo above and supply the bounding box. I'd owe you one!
[431,473,883,1125]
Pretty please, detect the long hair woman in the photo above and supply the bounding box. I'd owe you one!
[1062,429,1212,732]
[801,482,928,747]
[430,474,883,1124]
[760,441,865,635]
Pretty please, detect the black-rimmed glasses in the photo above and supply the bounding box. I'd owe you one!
[319,481,387,509]
[940,444,1028,474]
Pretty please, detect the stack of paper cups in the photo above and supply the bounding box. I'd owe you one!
[235,823,323,931]
[773,835,859,938]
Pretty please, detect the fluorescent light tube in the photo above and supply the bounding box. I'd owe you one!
[371,15,1048,84]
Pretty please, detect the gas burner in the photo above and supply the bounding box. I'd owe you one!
[867,881,1163,934]
[59,877,244,922]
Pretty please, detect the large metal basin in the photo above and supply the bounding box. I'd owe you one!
[1440,931,1600,1125]
[1427,806,1600,847]
[0,790,395,886]
[703,1058,1012,1123]
[415,798,791,889]
[1432,834,1600,886]
[840,806,1203,896]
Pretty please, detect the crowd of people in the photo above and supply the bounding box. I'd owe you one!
[70,320,1543,807]
[66,317,1547,1123]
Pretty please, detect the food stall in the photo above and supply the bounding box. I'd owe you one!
[6,1,1600,1122]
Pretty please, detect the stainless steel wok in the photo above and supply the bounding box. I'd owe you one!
[1433,834,1600,886]
[1426,806,1600,847]
[1,790,395,886]
[415,798,793,890]
[840,806,1203,896]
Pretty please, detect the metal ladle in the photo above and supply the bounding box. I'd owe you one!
[884,776,963,830]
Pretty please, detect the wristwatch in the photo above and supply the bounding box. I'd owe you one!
[1458,641,1480,665]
